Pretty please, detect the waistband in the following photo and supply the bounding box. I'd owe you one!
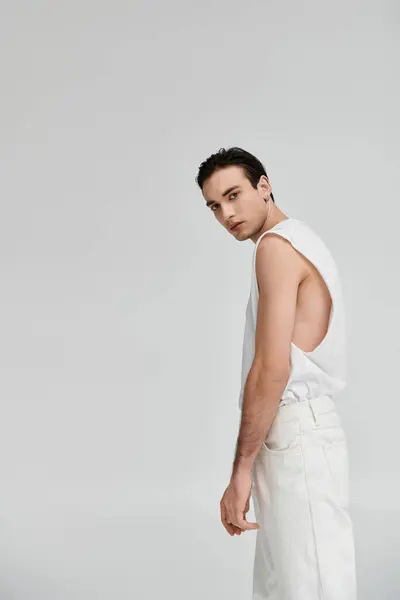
[277,394,336,422]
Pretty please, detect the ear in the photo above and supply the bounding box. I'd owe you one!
[258,175,272,197]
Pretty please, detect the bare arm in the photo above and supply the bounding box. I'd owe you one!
[232,234,305,477]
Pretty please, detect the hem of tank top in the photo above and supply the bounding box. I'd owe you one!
[254,218,335,357]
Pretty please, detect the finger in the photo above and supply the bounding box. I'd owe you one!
[233,516,259,531]
[231,523,243,535]
[223,514,244,534]
[221,506,244,535]
[226,517,244,535]
[223,521,235,535]
[230,523,243,535]
[222,514,238,536]
[220,497,243,535]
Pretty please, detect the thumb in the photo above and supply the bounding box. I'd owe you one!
[238,517,259,531]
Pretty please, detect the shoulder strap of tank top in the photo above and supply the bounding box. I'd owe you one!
[252,218,299,269]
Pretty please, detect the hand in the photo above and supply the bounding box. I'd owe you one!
[220,469,259,536]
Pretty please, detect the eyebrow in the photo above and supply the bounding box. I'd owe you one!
[205,185,240,207]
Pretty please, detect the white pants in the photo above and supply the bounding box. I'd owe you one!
[251,395,357,600]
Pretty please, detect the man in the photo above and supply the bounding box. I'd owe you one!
[195,147,357,599]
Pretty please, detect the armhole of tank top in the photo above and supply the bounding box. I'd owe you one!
[252,224,335,356]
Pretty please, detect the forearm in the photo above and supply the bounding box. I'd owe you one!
[232,363,290,477]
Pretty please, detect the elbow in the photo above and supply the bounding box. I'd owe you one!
[251,357,290,383]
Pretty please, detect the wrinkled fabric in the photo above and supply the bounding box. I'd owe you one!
[251,395,357,600]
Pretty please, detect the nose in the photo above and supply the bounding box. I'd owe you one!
[221,207,235,225]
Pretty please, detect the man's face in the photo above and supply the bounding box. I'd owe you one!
[202,165,272,240]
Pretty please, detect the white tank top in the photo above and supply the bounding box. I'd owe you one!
[238,217,347,409]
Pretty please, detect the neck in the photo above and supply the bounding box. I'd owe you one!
[250,206,290,244]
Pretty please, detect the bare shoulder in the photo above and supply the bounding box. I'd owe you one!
[255,233,309,285]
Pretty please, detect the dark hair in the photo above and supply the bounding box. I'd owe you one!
[195,146,275,203]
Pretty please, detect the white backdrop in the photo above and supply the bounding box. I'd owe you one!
[0,1,399,598]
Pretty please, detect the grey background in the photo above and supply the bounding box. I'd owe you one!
[0,0,398,598]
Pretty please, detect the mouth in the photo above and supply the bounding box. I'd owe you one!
[229,222,243,232]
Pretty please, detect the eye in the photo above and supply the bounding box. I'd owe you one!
[210,204,219,212]
[229,192,238,200]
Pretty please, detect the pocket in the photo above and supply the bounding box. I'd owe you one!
[262,417,300,455]
[321,428,349,508]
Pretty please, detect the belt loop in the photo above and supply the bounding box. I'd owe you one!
[307,397,318,425]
